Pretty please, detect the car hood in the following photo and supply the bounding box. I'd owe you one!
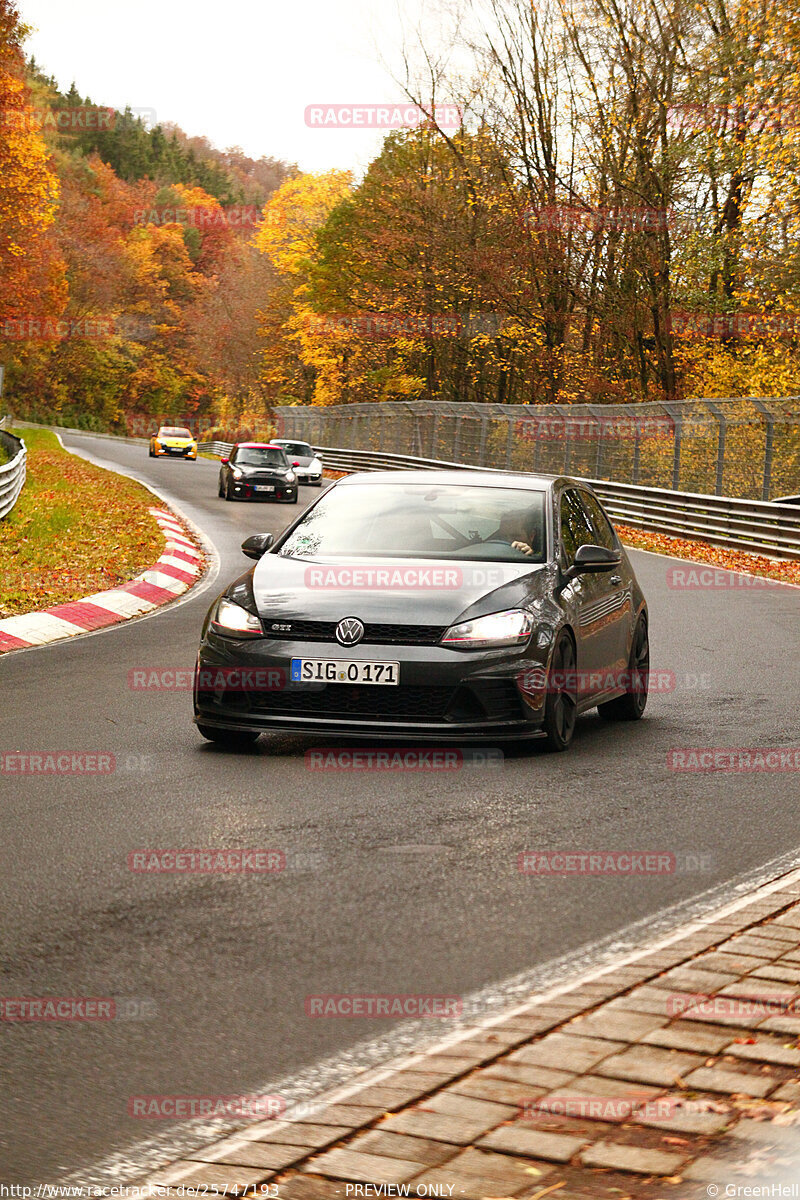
[159,437,193,446]
[234,462,288,474]
[292,455,317,466]
[251,553,557,626]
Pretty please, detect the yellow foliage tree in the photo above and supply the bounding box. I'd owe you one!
[0,0,64,319]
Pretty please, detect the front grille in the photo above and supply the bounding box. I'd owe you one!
[261,619,446,646]
[201,678,526,725]
[250,684,456,721]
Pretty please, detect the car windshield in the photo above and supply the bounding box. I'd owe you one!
[278,483,548,562]
[235,447,287,467]
[160,427,191,438]
[279,442,313,457]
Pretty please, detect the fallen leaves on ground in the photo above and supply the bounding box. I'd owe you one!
[0,429,165,618]
[617,524,800,586]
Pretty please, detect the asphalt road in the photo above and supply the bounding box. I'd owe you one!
[2,432,799,1185]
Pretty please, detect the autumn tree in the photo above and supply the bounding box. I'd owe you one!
[0,0,64,324]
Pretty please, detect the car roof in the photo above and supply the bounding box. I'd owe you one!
[335,469,577,492]
[236,442,284,449]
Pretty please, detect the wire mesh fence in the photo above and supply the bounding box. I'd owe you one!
[277,398,800,501]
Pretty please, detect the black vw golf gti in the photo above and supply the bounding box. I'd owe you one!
[194,471,649,751]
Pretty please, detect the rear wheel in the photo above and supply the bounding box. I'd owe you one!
[598,616,649,721]
[197,723,259,747]
[542,632,577,752]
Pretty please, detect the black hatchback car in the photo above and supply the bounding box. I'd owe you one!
[195,471,649,752]
[218,443,298,503]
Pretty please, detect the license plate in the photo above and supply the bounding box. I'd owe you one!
[255,485,275,492]
[291,658,399,685]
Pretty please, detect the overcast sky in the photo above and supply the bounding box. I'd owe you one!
[19,0,456,175]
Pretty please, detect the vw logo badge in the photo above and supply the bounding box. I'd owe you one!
[336,617,365,646]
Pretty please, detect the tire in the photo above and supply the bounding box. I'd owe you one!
[149,447,154,458]
[224,478,234,501]
[284,492,298,503]
[598,616,649,721]
[218,477,224,498]
[542,632,578,752]
[197,723,259,746]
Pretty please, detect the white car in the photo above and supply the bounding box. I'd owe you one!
[271,439,323,485]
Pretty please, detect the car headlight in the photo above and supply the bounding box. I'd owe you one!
[285,470,296,482]
[211,597,263,638]
[441,608,534,650]
[231,467,244,479]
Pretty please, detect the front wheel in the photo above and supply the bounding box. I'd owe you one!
[224,479,234,501]
[284,492,298,504]
[542,632,577,752]
[197,723,259,747]
[598,616,649,721]
[149,447,154,458]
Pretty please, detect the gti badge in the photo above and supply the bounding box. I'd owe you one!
[335,617,365,646]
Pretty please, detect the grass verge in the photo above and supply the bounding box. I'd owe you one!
[618,523,800,586]
[0,428,165,619]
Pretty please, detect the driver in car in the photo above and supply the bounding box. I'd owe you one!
[495,509,542,556]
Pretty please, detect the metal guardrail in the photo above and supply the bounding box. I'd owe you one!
[312,445,800,560]
[0,417,26,520]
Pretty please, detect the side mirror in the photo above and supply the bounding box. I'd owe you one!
[292,460,300,468]
[220,456,229,465]
[566,544,621,578]
[241,533,274,560]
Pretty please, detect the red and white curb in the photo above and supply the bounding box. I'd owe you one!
[0,508,204,654]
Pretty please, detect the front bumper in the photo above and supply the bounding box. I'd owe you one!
[193,635,547,742]
[155,444,197,458]
[229,479,297,501]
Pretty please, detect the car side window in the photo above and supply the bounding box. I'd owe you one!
[559,489,596,566]
[230,447,239,463]
[580,491,618,551]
